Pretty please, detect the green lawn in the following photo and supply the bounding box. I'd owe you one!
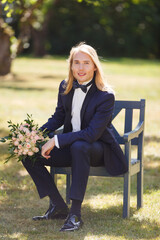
[0,56,160,240]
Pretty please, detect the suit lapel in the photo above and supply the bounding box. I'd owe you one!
[80,82,97,122]
[63,87,74,132]
[65,87,74,113]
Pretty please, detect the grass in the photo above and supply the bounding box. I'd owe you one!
[0,56,160,240]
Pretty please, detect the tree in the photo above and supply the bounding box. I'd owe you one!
[0,0,160,77]
[0,0,46,76]
[0,2,13,75]
[0,0,69,76]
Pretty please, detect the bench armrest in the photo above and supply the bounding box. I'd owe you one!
[123,121,144,142]
[50,122,144,143]
[54,127,63,135]
[47,127,64,138]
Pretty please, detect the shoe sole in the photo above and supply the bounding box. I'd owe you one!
[32,213,68,221]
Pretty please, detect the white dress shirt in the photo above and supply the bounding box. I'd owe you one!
[54,80,92,148]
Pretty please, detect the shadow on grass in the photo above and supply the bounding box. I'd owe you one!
[0,73,64,82]
[39,74,65,80]
[0,86,55,92]
[144,135,160,143]
[0,73,62,92]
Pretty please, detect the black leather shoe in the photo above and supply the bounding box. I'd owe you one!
[60,214,83,232]
[32,204,69,221]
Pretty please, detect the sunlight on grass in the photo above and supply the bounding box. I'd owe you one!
[18,169,29,177]
[134,190,160,224]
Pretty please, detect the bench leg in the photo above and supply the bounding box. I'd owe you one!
[137,170,143,209]
[137,132,144,209]
[123,173,131,218]
[66,174,71,205]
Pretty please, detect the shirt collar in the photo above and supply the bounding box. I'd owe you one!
[77,79,92,86]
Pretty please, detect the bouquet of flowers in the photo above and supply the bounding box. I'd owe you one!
[0,114,48,163]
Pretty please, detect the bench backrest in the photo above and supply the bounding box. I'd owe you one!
[112,99,145,145]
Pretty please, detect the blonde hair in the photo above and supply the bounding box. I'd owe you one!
[64,42,113,94]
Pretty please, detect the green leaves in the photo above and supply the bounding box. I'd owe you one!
[2,0,7,4]
[0,138,7,143]
[0,136,9,143]
[6,9,13,18]
[4,5,9,11]
[30,0,38,4]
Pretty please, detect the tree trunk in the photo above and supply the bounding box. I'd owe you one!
[31,27,46,57]
[31,0,61,57]
[0,0,12,76]
[0,27,12,76]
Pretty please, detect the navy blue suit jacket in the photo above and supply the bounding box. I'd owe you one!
[41,80,128,176]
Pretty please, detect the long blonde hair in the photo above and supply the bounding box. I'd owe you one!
[64,42,113,94]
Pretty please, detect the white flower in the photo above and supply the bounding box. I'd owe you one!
[31,131,36,136]
[14,148,18,153]
[23,127,30,134]
[28,151,34,156]
[23,148,28,153]
[35,135,40,141]
[14,140,19,146]
[18,144,22,149]
[33,147,39,153]
[19,125,24,130]
[18,134,24,141]
[26,143,31,149]
[23,151,28,155]
[26,131,31,136]
[31,139,36,144]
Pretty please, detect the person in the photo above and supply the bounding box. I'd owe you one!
[22,42,128,232]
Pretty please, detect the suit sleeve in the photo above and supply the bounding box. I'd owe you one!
[40,81,65,132]
[58,92,115,148]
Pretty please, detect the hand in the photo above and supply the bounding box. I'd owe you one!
[41,137,55,159]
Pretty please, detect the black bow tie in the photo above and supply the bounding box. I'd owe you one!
[72,79,93,93]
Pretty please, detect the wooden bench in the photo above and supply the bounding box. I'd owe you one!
[50,99,145,218]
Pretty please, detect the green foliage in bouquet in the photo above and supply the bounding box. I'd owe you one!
[0,114,49,163]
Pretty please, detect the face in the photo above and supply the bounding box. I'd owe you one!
[71,51,97,84]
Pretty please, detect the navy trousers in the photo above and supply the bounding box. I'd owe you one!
[22,141,105,203]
